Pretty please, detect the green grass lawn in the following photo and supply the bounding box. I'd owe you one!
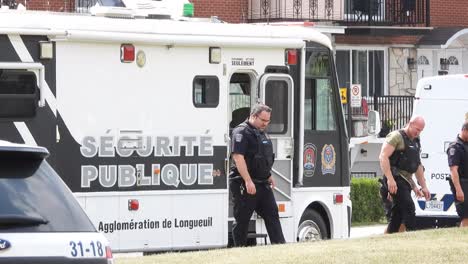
[115,227,468,264]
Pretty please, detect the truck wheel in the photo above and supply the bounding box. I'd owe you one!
[297,209,328,242]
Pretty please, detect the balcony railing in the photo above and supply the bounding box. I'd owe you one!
[247,0,429,26]
[76,0,98,13]
[344,0,429,26]
[248,0,344,22]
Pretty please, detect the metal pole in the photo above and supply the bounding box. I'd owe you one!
[425,0,430,27]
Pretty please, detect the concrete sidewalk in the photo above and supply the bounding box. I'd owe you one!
[350,224,386,238]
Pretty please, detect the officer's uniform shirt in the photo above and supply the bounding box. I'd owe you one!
[230,120,273,182]
[385,131,417,188]
[447,136,467,178]
[231,121,259,160]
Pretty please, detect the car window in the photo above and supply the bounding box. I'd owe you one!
[0,152,96,232]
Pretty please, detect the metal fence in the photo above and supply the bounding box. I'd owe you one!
[351,171,377,178]
[345,95,415,138]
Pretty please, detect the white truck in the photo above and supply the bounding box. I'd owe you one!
[411,74,468,227]
[354,74,468,228]
[0,2,351,252]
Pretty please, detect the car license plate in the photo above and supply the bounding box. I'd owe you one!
[425,200,444,211]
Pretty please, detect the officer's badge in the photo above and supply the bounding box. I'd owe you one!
[321,144,336,175]
[303,143,317,177]
[235,134,243,142]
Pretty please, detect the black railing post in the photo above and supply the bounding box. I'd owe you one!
[374,93,379,129]
[425,0,430,27]
[367,0,372,26]
[373,92,378,111]
[347,85,353,137]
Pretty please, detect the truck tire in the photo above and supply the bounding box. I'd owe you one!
[297,209,328,242]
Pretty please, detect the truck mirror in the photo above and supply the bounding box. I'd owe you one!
[367,110,381,136]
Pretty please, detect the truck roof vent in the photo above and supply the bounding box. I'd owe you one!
[90,6,136,19]
[90,0,192,19]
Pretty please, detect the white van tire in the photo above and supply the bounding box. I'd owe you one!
[297,209,328,242]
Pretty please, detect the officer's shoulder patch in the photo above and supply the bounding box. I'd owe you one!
[449,147,456,156]
[235,133,243,142]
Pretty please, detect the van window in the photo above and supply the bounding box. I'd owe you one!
[229,73,252,129]
[0,69,38,119]
[193,76,219,108]
[265,80,288,134]
[304,49,337,131]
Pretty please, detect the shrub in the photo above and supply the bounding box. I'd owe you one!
[350,178,385,223]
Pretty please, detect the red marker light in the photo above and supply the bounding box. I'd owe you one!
[120,44,135,63]
[334,193,343,204]
[128,199,139,211]
[286,49,297,65]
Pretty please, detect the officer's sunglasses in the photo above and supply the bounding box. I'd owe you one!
[255,115,270,123]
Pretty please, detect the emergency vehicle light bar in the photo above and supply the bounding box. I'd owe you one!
[0,62,46,107]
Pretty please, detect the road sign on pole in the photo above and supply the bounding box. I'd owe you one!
[340,88,347,104]
[350,84,362,108]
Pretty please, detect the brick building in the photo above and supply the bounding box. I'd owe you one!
[5,0,468,102]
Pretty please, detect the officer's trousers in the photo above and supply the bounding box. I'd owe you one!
[449,177,468,218]
[230,180,286,246]
[387,175,415,233]
[379,177,392,222]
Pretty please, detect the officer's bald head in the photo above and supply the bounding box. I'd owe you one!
[406,115,425,139]
[462,121,468,131]
[409,115,425,127]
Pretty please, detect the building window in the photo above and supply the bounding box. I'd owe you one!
[193,76,219,108]
[417,55,429,65]
[336,49,385,96]
[448,56,459,65]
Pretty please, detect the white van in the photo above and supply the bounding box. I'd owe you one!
[411,74,468,227]
[0,8,351,252]
[360,74,468,228]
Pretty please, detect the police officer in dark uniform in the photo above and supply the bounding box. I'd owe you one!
[229,103,285,246]
[447,120,468,227]
[379,116,430,233]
